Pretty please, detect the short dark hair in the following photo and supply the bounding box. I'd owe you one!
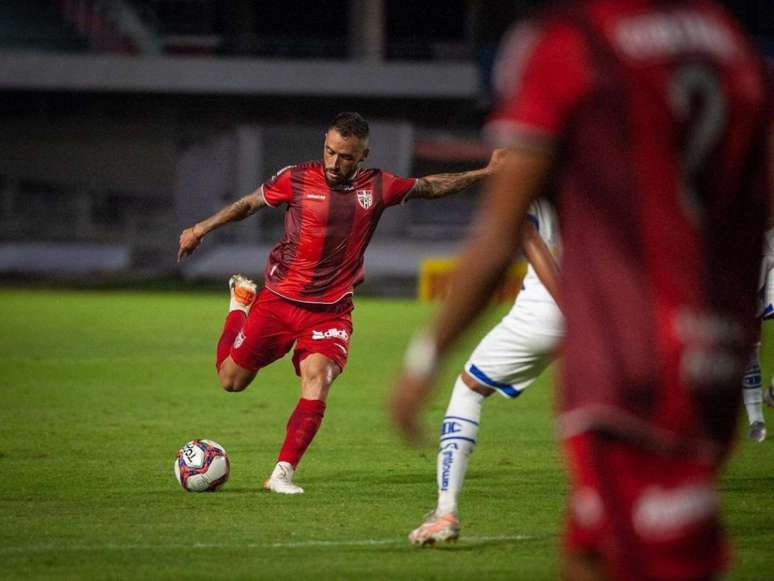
[328,112,369,140]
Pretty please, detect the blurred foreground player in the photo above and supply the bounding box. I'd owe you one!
[410,200,564,545]
[390,2,769,579]
[178,112,504,494]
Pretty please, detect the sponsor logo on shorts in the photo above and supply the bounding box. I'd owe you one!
[633,484,717,540]
[312,328,349,341]
[233,331,246,349]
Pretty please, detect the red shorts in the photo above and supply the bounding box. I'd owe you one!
[230,288,354,375]
[563,432,727,581]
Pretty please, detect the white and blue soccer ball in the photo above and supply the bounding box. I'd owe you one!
[174,439,230,492]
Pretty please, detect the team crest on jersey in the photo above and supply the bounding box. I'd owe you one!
[356,189,373,210]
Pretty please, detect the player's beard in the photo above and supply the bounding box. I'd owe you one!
[325,167,355,186]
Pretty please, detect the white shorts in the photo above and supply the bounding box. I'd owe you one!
[465,295,564,399]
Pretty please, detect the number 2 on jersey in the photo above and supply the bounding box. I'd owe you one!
[669,64,727,223]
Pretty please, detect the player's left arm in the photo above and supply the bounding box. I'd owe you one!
[390,147,553,442]
[405,149,507,200]
[521,220,561,307]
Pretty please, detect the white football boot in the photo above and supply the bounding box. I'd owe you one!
[263,461,304,494]
[748,421,767,443]
[409,511,460,546]
[228,274,258,314]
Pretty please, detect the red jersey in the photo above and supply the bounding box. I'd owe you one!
[485,0,769,457]
[261,161,416,304]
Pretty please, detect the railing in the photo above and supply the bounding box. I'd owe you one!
[58,0,472,60]
[55,0,162,54]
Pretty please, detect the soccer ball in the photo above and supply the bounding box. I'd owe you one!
[174,439,230,492]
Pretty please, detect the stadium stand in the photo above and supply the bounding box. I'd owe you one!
[0,0,88,52]
[0,0,769,289]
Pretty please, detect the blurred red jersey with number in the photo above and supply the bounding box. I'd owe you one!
[261,161,416,304]
[485,0,769,457]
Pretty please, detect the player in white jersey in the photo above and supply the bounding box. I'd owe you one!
[743,228,774,442]
[409,199,563,545]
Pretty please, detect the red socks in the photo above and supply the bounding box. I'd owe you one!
[277,398,327,467]
[217,314,326,469]
[216,311,246,370]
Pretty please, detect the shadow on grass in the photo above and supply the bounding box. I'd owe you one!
[369,534,554,554]
[308,472,432,485]
[210,487,265,494]
[162,487,263,496]
[720,476,774,493]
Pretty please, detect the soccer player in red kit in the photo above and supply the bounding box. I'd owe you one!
[178,112,504,494]
[390,2,769,580]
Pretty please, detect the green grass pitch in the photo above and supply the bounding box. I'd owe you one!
[2,288,773,580]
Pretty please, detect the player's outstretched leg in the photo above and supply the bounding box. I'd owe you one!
[743,348,767,443]
[216,274,258,371]
[262,398,326,494]
[410,375,488,545]
[264,354,337,494]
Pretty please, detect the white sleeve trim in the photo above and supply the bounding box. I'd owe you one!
[262,165,296,208]
[261,185,278,208]
[399,179,418,205]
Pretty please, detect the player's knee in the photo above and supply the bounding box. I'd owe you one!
[220,378,244,392]
[300,358,339,391]
[461,371,495,397]
[300,369,336,401]
[221,381,245,392]
[301,371,328,394]
[218,371,250,392]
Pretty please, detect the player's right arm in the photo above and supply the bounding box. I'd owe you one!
[406,149,507,200]
[177,187,268,262]
[521,220,561,307]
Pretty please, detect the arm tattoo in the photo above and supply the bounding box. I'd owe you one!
[209,196,256,226]
[229,197,257,220]
[411,169,487,200]
[196,191,266,236]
